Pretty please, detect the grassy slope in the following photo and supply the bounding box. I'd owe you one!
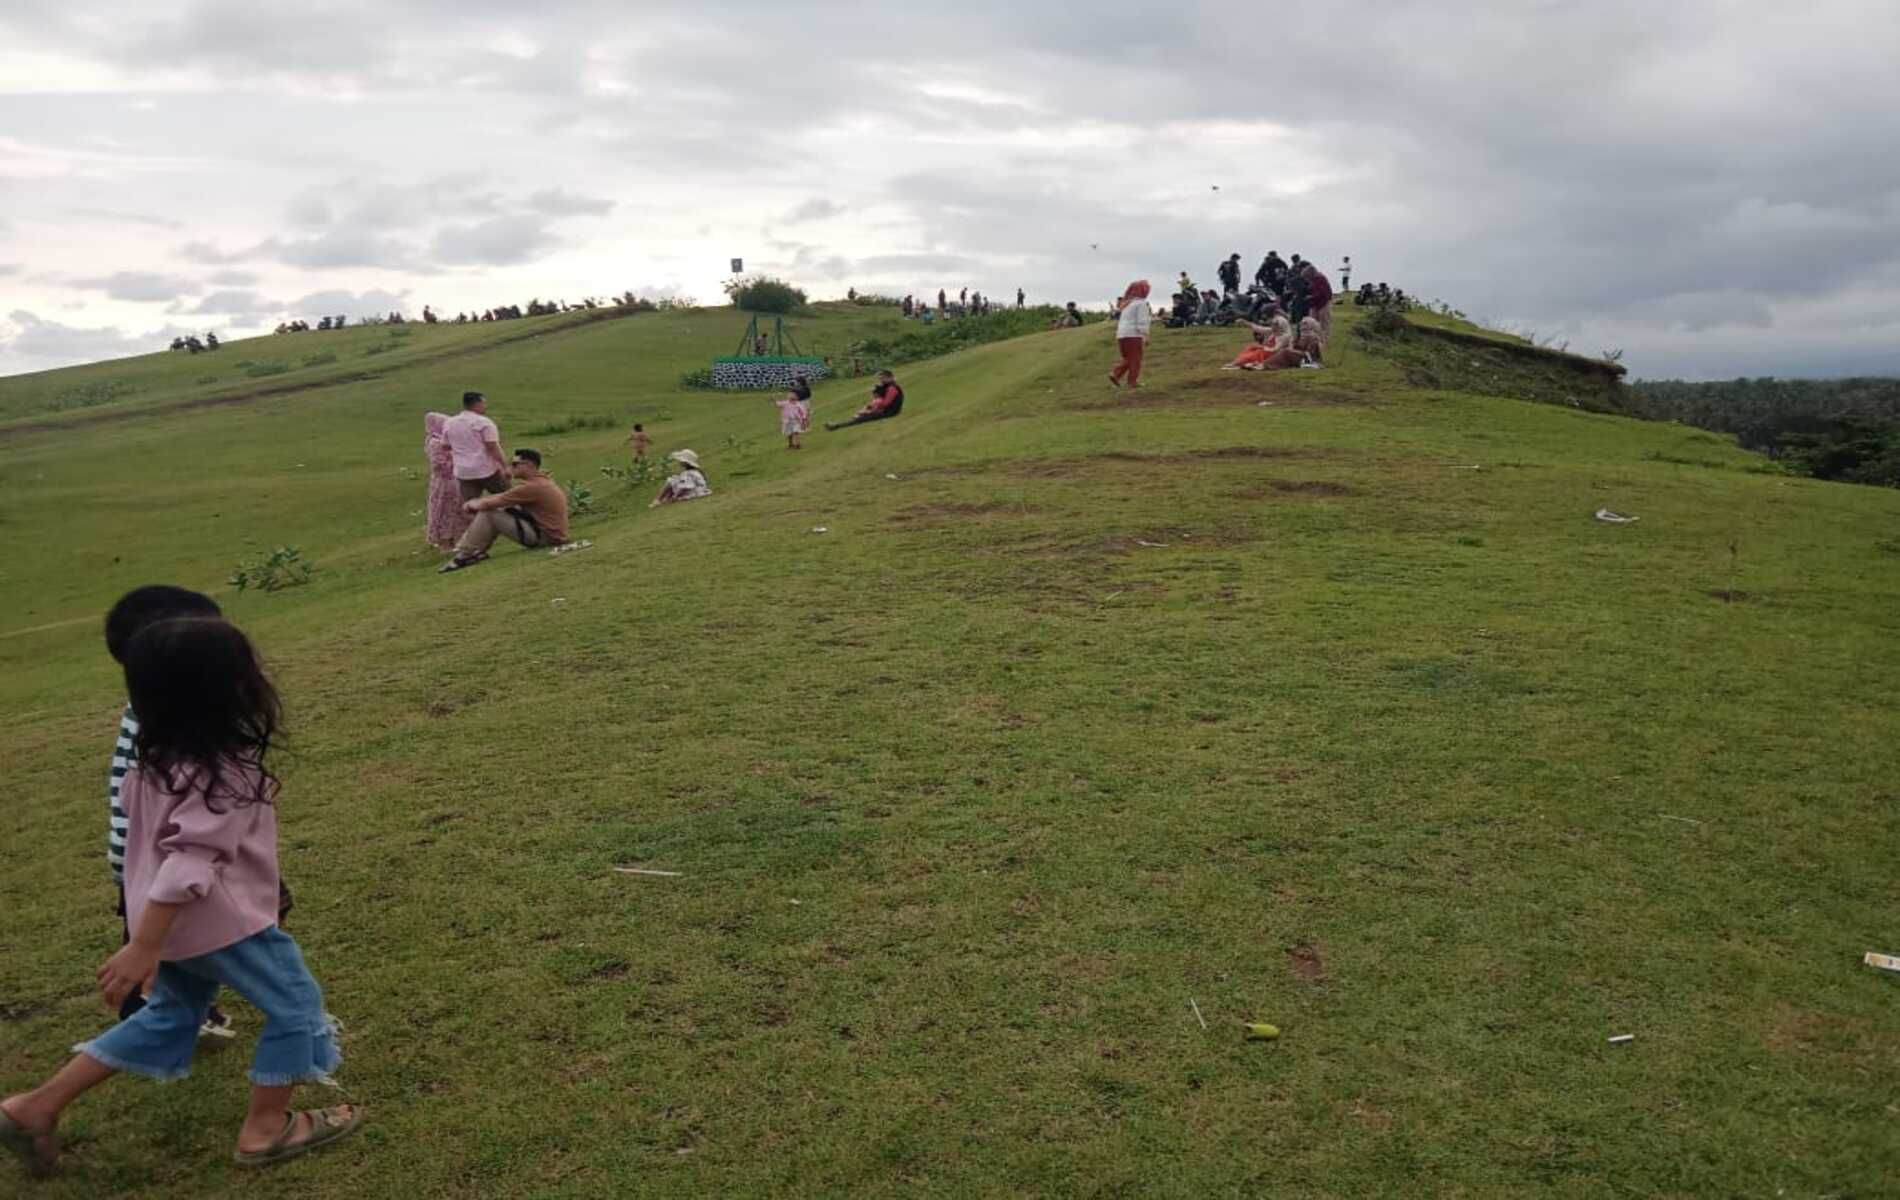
[3,303,1899,1198]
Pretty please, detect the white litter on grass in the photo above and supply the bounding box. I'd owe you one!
[1659,814,1705,826]
[614,867,682,877]
[549,540,593,557]
[811,526,829,534]
[550,597,567,607]
[1190,998,1208,1030]
[1595,508,1640,524]
[1256,400,1275,407]
[885,473,901,480]
[1865,951,1900,973]
[1450,464,1481,470]
[1608,1034,1635,1045]
[1134,539,1166,548]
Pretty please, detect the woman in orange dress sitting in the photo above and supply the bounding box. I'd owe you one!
[1224,307,1293,370]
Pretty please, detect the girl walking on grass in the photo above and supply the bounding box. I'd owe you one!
[1,618,363,1175]
[1108,280,1152,389]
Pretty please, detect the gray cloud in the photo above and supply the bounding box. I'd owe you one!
[527,188,615,217]
[286,288,410,319]
[783,198,846,224]
[71,270,201,302]
[430,215,559,266]
[207,269,259,286]
[175,288,277,318]
[0,263,20,277]
[68,207,185,230]
[3,309,193,365]
[5,1,1900,379]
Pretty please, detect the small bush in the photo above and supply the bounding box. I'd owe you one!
[563,480,595,516]
[47,380,133,413]
[678,367,715,390]
[849,292,902,307]
[723,275,806,313]
[229,545,315,593]
[523,414,618,437]
[600,458,663,487]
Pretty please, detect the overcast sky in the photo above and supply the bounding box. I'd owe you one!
[2,0,1897,381]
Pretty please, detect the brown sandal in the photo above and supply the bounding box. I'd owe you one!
[232,1104,365,1168]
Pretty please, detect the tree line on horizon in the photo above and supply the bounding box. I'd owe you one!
[1628,376,1900,488]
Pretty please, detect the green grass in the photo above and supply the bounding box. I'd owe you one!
[3,303,1899,1197]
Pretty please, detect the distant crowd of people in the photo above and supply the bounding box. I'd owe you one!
[898,286,1025,324]
[166,333,220,353]
[1167,251,1342,331]
[1355,281,1412,310]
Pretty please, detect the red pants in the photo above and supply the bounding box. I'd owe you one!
[1110,336,1145,386]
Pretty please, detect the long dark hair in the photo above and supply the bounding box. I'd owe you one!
[124,617,282,810]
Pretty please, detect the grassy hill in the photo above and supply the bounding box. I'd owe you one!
[3,302,1898,1197]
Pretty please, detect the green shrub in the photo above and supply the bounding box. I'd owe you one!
[523,414,618,436]
[849,306,1085,368]
[722,275,806,313]
[849,292,902,307]
[601,459,664,487]
[229,545,314,593]
[563,480,595,516]
[46,380,133,413]
[678,367,715,390]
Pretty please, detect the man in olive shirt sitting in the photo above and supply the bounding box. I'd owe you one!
[438,448,570,573]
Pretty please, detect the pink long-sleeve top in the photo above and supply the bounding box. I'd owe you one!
[120,759,281,961]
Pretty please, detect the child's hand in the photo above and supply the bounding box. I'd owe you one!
[98,942,161,1010]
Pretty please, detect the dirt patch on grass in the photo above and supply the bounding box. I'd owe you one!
[1286,943,1327,982]
[587,961,631,982]
[1232,479,1358,499]
[1760,1001,1880,1058]
[1007,525,1256,559]
[915,446,1346,480]
[1066,375,1343,411]
[887,501,1042,525]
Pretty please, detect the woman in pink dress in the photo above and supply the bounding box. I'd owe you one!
[423,413,470,549]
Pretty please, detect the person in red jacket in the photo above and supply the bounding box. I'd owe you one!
[826,371,904,431]
[1301,262,1335,343]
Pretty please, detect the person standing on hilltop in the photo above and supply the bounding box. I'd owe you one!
[1301,262,1335,343]
[1107,280,1153,390]
[443,391,510,501]
[1218,254,1242,295]
[1016,287,1025,308]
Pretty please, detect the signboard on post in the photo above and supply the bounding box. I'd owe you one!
[730,258,744,274]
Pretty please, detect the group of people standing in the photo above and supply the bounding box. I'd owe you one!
[1103,252,1342,387]
[900,287,1025,323]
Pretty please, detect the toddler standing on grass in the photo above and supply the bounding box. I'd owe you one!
[774,375,812,450]
[627,422,651,464]
[2,617,361,1174]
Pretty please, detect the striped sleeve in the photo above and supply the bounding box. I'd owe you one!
[107,705,138,881]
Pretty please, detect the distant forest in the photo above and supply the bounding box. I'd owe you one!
[1628,377,1900,488]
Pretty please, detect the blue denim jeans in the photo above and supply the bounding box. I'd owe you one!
[77,926,340,1086]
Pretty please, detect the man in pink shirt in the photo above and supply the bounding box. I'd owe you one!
[442,391,510,501]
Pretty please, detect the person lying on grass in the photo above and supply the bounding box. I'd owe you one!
[650,449,711,507]
[1,618,361,1175]
[438,448,571,572]
[825,370,904,431]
